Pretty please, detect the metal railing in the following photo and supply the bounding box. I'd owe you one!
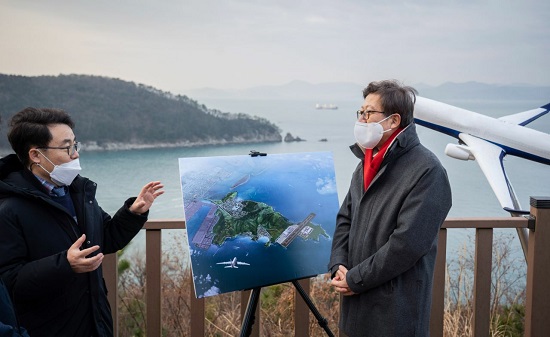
[103,196,550,337]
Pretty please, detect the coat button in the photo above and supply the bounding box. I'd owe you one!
[87,241,91,244]
[89,200,93,204]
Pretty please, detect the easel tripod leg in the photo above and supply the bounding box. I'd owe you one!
[240,287,261,337]
[292,280,335,337]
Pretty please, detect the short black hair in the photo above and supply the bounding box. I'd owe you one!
[8,107,75,167]
[362,80,417,127]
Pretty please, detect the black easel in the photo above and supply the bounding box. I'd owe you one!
[249,150,267,157]
[239,280,335,337]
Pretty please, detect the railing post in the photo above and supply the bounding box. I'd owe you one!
[430,228,447,337]
[472,228,493,337]
[146,229,162,337]
[525,196,550,337]
[103,253,118,337]
[294,279,310,337]
[189,275,205,336]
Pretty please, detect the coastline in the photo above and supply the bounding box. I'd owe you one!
[0,135,283,157]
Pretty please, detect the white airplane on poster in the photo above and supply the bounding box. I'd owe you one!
[413,96,550,256]
[216,257,250,268]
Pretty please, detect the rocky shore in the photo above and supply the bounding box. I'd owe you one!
[283,132,306,142]
[0,134,283,156]
[0,132,284,156]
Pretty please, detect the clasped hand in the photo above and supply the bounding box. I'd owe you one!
[331,265,356,296]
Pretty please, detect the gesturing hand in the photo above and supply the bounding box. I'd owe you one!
[129,181,165,215]
[67,234,104,273]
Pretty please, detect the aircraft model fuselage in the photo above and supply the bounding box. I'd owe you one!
[414,96,550,166]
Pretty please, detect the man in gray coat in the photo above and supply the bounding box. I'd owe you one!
[329,80,452,337]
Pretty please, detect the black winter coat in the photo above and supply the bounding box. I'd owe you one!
[0,279,29,337]
[0,154,148,337]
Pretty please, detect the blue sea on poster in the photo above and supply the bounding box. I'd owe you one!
[179,152,340,297]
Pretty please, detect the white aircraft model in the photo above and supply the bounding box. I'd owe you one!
[413,96,550,257]
[216,257,250,268]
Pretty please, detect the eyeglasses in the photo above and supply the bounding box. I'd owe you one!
[356,110,385,120]
[37,142,80,156]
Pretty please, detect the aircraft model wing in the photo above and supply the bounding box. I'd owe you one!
[458,133,519,211]
[498,103,550,126]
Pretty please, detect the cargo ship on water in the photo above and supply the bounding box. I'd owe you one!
[315,103,338,110]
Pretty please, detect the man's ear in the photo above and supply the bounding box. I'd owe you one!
[391,114,402,128]
[28,148,41,165]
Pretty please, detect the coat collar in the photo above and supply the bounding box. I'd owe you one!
[0,154,49,198]
[0,153,93,200]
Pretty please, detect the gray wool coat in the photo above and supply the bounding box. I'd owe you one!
[329,124,452,337]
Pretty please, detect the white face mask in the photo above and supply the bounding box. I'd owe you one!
[36,150,82,186]
[353,115,394,149]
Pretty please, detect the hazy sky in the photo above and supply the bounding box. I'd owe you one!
[1,0,549,94]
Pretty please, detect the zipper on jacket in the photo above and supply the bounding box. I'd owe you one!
[67,214,81,242]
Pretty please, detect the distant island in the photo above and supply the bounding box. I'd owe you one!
[0,74,282,152]
[185,79,550,102]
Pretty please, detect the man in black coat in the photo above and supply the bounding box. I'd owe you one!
[0,107,164,337]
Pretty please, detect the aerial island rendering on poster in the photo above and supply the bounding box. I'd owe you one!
[179,151,340,298]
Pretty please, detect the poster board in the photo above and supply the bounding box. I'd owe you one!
[179,151,339,298]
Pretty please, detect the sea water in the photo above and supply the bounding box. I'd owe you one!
[78,97,550,265]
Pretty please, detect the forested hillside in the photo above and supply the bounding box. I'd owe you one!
[0,74,282,150]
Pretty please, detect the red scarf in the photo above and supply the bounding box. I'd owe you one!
[363,127,404,191]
